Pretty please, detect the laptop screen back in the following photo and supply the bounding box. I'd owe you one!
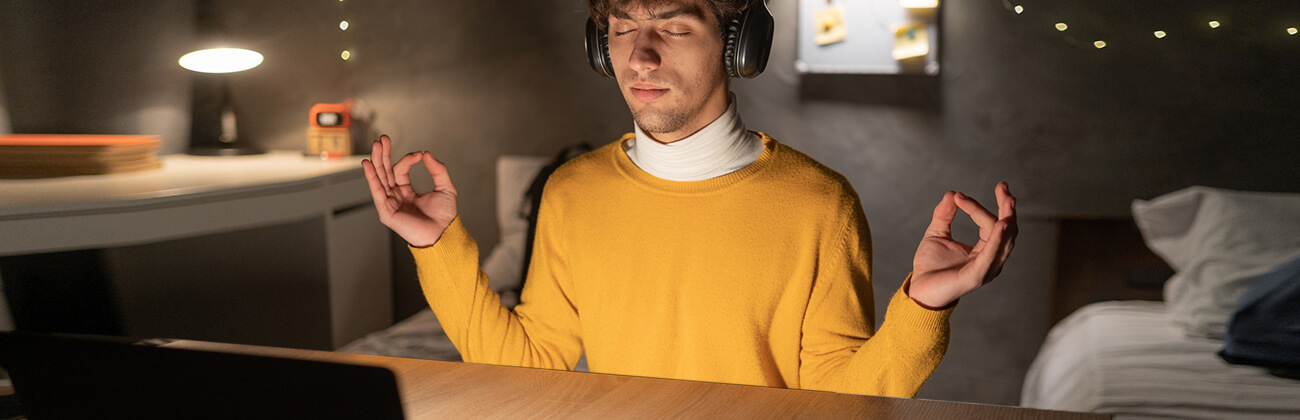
[0,332,405,419]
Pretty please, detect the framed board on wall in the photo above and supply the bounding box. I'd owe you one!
[795,0,940,75]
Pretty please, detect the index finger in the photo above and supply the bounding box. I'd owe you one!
[423,152,457,195]
[392,152,423,186]
[955,191,997,229]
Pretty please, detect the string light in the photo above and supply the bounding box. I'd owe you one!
[341,50,351,60]
[339,21,349,30]
[1003,2,1295,52]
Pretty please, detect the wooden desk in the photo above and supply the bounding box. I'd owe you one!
[164,340,1108,419]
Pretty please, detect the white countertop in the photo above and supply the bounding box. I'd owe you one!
[0,151,366,218]
[0,151,372,256]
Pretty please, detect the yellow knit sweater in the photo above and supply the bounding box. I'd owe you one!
[413,132,954,397]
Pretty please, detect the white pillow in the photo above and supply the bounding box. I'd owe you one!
[481,155,550,305]
[1132,186,1300,338]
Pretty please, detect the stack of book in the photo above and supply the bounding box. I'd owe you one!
[0,134,162,178]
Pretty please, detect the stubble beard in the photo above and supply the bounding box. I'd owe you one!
[631,103,696,134]
[624,74,707,135]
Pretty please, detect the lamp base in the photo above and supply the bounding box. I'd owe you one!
[188,143,265,156]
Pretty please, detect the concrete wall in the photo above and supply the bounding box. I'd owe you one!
[0,1,194,155]
[2,0,1296,406]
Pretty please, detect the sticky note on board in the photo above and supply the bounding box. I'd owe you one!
[813,6,847,46]
[892,22,929,60]
[900,0,939,8]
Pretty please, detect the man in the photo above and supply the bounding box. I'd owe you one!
[361,0,1016,398]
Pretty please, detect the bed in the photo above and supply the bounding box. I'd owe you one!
[1022,186,1300,419]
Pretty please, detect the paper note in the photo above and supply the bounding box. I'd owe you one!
[813,5,847,46]
[900,0,939,9]
[892,22,929,60]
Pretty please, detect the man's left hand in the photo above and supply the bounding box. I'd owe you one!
[908,182,1018,309]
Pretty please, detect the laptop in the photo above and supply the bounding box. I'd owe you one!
[0,331,405,419]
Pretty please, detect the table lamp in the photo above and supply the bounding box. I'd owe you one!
[180,47,265,156]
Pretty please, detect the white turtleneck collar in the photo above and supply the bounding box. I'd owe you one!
[624,93,764,182]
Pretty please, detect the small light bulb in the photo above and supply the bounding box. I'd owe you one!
[1094,40,1106,49]
[1055,23,1068,31]
[1289,27,1298,35]
[1209,21,1220,29]
[1154,31,1167,38]
[340,21,349,30]
[341,50,351,60]
[1014,5,1024,14]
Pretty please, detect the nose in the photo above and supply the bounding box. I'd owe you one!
[628,31,661,73]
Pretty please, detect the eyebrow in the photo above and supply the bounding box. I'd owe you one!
[611,5,706,22]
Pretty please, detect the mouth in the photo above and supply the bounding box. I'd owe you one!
[630,86,668,103]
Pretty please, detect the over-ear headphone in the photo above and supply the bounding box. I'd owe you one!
[585,0,774,79]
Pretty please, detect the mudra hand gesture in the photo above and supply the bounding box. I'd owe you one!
[361,135,459,247]
[907,182,1018,309]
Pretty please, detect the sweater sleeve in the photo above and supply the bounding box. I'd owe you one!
[409,202,583,369]
[798,201,954,397]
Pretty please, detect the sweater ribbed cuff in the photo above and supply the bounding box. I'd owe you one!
[408,216,476,275]
[883,274,954,344]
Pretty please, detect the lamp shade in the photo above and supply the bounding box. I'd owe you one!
[178,48,263,73]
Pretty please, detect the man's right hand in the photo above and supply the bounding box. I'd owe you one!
[361,135,459,248]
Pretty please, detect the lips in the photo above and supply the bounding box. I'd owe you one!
[631,87,668,103]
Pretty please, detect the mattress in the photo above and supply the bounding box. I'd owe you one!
[1021,301,1300,420]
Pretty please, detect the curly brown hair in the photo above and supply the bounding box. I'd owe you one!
[587,0,750,30]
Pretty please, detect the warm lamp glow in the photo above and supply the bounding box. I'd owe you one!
[341,50,351,60]
[1094,40,1107,49]
[1209,21,1221,29]
[340,21,349,30]
[1055,23,1068,31]
[1289,27,1298,35]
[1014,5,1024,14]
[1154,31,1167,38]
[178,48,263,73]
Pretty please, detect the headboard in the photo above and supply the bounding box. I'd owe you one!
[1050,218,1172,325]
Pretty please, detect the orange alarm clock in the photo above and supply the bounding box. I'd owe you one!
[307,102,352,158]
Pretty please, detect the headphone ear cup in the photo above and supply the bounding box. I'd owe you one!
[725,0,774,79]
[585,19,615,78]
[723,17,741,78]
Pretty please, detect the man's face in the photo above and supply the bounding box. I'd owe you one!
[607,0,730,143]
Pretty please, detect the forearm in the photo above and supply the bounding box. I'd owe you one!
[411,217,579,369]
[804,278,953,397]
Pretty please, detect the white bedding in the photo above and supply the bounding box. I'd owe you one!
[1022,301,1300,420]
[337,308,462,362]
